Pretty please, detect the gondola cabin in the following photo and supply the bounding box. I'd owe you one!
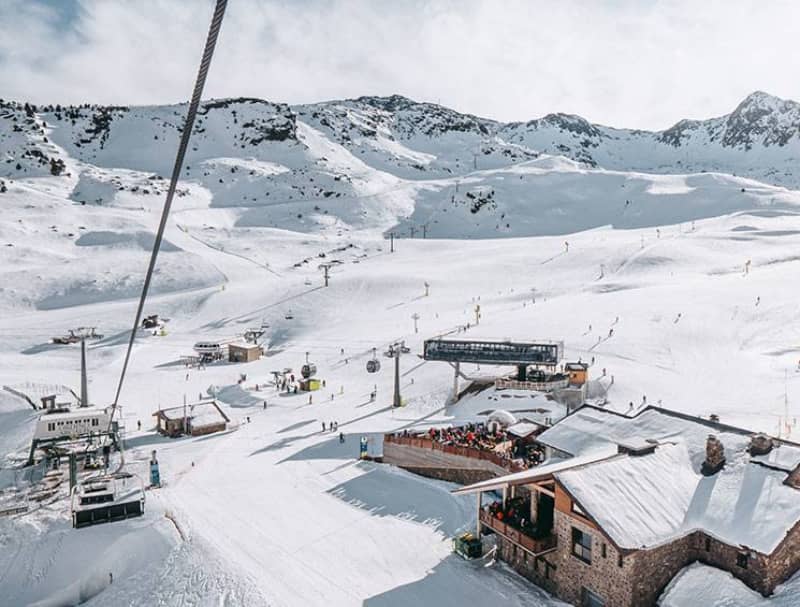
[301,363,317,379]
[71,473,145,528]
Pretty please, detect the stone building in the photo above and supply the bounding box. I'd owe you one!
[454,405,800,607]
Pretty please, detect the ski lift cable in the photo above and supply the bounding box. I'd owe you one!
[106,0,228,460]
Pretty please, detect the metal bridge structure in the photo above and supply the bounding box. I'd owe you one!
[422,338,565,401]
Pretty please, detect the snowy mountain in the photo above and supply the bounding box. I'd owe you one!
[4,91,800,607]
[2,91,800,246]
[500,91,800,187]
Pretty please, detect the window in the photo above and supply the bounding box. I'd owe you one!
[92,418,98,427]
[581,587,606,607]
[704,537,711,552]
[571,501,587,517]
[617,554,623,568]
[737,552,749,569]
[572,527,592,564]
[601,543,607,558]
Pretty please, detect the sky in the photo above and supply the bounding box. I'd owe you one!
[0,0,799,130]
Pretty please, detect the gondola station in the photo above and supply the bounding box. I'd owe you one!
[71,473,145,528]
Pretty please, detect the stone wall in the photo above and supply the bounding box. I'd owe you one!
[630,533,697,606]
[762,520,800,592]
[399,465,497,486]
[383,441,509,485]
[496,534,558,596]
[550,512,635,607]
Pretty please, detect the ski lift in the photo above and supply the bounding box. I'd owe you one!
[301,352,317,379]
[71,473,145,528]
[366,348,381,373]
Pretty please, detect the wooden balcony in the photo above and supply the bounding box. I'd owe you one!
[480,508,557,556]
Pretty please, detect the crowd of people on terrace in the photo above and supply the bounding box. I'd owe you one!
[392,422,547,469]
[486,497,541,537]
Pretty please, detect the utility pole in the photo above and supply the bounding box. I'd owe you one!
[411,313,420,334]
[391,341,405,408]
[390,232,394,253]
[410,226,416,238]
[422,224,427,239]
[80,338,89,407]
[424,282,430,297]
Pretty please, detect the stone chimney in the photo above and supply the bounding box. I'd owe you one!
[785,465,800,489]
[702,434,726,475]
[749,433,774,456]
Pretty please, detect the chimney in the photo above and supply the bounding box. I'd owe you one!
[702,434,725,475]
[749,433,774,456]
[80,339,89,408]
[785,465,800,489]
[41,394,56,411]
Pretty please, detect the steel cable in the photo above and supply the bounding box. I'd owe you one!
[107,0,228,467]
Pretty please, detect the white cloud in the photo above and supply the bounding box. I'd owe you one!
[0,0,799,129]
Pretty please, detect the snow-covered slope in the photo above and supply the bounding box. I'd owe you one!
[3,91,800,606]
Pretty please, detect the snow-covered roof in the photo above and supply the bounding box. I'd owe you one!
[506,420,541,438]
[39,406,107,422]
[457,405,800,554]
[452,449,618,495]
[156,401,229,426]
[557,441,800,554]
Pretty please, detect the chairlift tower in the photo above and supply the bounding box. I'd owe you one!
[319,263,332,287]
[390,340,406,408]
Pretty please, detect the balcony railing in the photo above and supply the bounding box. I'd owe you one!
[384,434,527,472]
[495,377,569,392]
[480,508,557,555]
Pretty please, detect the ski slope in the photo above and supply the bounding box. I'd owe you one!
[2,96,800,606]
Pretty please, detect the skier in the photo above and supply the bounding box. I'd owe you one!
[322,421,326,432]
[137,420,141,431]
[564,241,569,253]
[756,296,761,306]
[308,394,313,405]
[263,401,267,409]
[109,572,113,585]
[339,432,345,444]
[608,328,614,338]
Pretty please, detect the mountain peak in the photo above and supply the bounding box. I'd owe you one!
[731,91,792,116]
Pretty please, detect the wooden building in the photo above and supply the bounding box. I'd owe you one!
[154,401,230,437]
[229,342,262,363]
[564,362,589,387]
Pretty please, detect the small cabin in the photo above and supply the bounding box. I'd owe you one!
[229,343,261,363]
[565,362,589,387]
[154,401,230,437]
